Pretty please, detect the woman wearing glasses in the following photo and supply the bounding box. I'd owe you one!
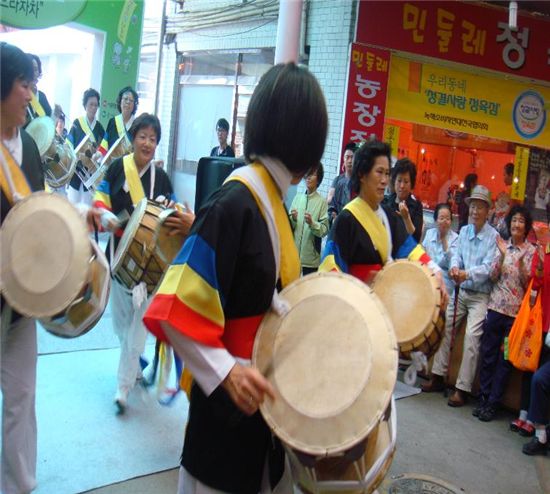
[97,86,138,158]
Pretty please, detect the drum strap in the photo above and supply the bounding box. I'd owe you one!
[344,197,389,263]
[29,92,45,118]
[122,153,156,204]
[78,117,97,143]
[0,143,32,204]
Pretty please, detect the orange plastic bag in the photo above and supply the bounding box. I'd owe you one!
[507,280,543,372]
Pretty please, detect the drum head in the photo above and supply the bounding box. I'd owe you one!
[101,135,130,166]
[0,192,91,317]
[111,198,147,275]
[253,272,397,456]
[25,116,55,157]
[372,260,441,346]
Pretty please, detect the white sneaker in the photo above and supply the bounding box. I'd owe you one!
[114,387,129,415]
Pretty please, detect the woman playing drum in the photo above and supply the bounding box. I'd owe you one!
[320,140,446,303]
[96,86,137,159]
[68,88,105,205]
[93,113,194,414]
[143,63,328,494]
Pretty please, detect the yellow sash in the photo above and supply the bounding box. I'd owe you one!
[228,163,300,288]
[0,143,32,205]
[115,114,126,139]
[78,117,96,143]
[344,197,389,263]
[123,153,146,205]
[29,92,45,118]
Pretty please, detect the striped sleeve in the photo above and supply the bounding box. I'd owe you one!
[93,179,112,210]
[144,233,225,345]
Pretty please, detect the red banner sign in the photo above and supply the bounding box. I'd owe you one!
[356,1,550,82]
[341,44,391,166]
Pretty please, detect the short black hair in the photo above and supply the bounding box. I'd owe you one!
[83,88,100,108]
[344,142,357,153]
[391,157,417,189]
[244,63,328,176]
[307,162,324,188]
[505,205,532,240]
[53,104,65,122]
[27,53,42,76]
[216,118,229,131]
[1,43,34,100]
[504,162,514,176]
[116,86,139,114]
[350,140,391,194]
[129,113,161,144]
[433,202,452,221]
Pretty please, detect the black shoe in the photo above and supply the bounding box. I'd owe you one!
[522,437,548,456]
[478,404,497,422]
[472,396,487,417]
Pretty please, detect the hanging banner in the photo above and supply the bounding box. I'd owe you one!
[341,44,390,160]
[386,56,550,148]
[511,146,530,201]
[383,124,400,158]
[356,1,550,83]
[523,147,550,223]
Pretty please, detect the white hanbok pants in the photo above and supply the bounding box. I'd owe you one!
[1,316,37,494]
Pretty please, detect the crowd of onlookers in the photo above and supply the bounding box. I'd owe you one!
[289,141,549,458]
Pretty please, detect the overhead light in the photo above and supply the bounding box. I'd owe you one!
[509,1,518,29]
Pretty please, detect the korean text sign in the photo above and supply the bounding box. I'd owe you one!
[356,1,550,83]
[341,44,390,161]
[385,56,549,148]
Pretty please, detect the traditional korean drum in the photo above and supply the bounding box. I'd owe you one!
[372,260,444,360]
[26,116,76,188]
[111,198,186,294]
[252,272,398,494]
[0,193,108,338]
[74,134,105,191]
[39,239,111,338]
[101,134,132,167]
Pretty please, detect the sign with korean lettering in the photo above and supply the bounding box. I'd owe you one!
[341,44,390,158]
[1,0,86,28]
[511,146,530,201]
[383,124,400,158]
[386,56,550,148]
[356,1,550,82]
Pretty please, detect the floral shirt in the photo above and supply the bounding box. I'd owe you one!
[488,239,536,317]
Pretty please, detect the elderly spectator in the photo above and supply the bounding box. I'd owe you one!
[474,206,536,422]
[422,185,498,407]
[422,203,459,297]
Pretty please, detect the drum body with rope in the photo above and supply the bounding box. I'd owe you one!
[111,198,186,295]
[74,134,105,191]
[372,260,444,360]
[101,134,132,167]
[0,192,109,337]
[252,272,398,494]
[26,116,76,188]
[39,239,111,338]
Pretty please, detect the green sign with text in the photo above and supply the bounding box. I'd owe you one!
[0,0,87,29]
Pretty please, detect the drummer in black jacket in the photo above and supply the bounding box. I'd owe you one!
[382,157,424,243]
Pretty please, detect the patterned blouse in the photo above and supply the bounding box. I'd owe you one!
[488,239,536,317]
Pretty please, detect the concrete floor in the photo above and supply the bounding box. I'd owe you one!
[82,391,550,494]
